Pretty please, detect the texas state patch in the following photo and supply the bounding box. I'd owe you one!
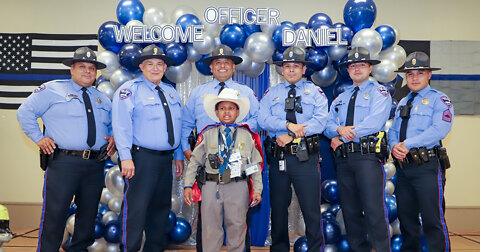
[440,96,453,108]
[377,86,390,97]
[119,89,132,100]
[34,84,46,93]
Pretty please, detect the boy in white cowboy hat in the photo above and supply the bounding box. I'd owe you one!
[183,88,263,252]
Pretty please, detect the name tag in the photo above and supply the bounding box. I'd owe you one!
[245,163,259,176]
[229,152,241,162]
[279,159,286,171]
[230,162,242,178]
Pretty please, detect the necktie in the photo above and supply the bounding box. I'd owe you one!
[218,82,226,95]
[345,86,360,126]
[399,93,418,142]
[81,87,96,148]
[155,86,175,146]
[220,127,232,175]
[286,84,297,123]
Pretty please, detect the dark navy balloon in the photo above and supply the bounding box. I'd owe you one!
[176,14,201,33]
[94,220,105,239]
[98,21,125,53]
[328,204,342,216]
[294,22,308,30]
[104,221,121,243]
[272,24,294,52]
[97,202,110,216]
[306,48,328,72]
[333,80,354,97]
[376,25,396,50]
[337,235,352,252]
[391,234,403,252]
[293,236,308,252]
[385,195,398,223]
[165,43,187,66]
[62,235,73,251]
[343,0,377,33]
[272,49,284,62]
[168,217,192,244]
[196,54,212,75]
[323,219,341,244]
[220,24,247,50]
[308,13,333,29]
[322,179,340,204]
[116,0,145,25]
[119,43,142,71]
[390,99,398,119]
[166,211,177,233]
[281,21,295,29]
[67,202,77,218]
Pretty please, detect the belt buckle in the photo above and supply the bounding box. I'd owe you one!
[82,149,91,159]
[290,145,297,154]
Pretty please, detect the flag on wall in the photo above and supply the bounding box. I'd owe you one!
[0,33,98,109]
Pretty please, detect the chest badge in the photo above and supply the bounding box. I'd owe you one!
[422,98,429,105]
[67,94,78,99]
[304,89,311,95]
[146,97,154,100]
[363,93,370,99]
[273,97,279,101]
[97,97,102,104]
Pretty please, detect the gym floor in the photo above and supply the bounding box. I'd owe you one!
[3,228,480,251]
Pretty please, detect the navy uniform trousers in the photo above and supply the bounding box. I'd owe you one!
[269,152,324,252]
[38,153,104,252]
[335,152,390,252]
[120,148,173,252]
[396,157,450,252]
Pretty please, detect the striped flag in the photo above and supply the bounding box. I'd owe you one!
[0,33,98,109]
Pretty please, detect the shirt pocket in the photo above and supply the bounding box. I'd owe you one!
[94,100,111,126]
[271,99,284,116]
[141,99,162,120]
[300,96,316,117]
[66,98,86,117]
[355,94,371,120]
[411,103,434,126]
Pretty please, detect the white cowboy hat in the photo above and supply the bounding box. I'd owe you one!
[203,88,250,123]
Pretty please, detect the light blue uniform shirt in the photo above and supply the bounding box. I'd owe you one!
[17,79,112,151]
[258,80,329,137]
[325,80,392,142]
[181,78,259,152]
[112,76,183,161]
[388,85,454,150]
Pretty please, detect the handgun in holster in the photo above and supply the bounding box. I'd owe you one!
[437,147,451,170]
[188,128,198,151]
[296,138,309,162]
[195,165,206,189]
[263,136,274,164]
[40,149,55,171]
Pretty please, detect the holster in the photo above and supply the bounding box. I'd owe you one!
[295,138,309,162]
[409,148,423,165]
[374,131,389,161]
[195,165,206,189]
[96,143,109,162]
[39,149,55,171]
[437,147,451,170]
[188,129,197,151]
[264,136,274,164]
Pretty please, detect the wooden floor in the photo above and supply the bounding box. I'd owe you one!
[3,228,480,251]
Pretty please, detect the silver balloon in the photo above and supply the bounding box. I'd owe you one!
[384,119,393,133]
[111,151,119,164]
[391,218,402,235]
[244,61,265,78]
[186,44,202,62]
[261,22,277,36]
[110,68,132,89]
[193,34,216,55]
[320,203,331,213]
[385,181,395,195]
[171,6,197,24]
[351,28,383,56]
[105,165,124,198]
[379,45,407,69]
[125,20,143,29]
[108,196,123,213]
[327,45,348,62]
[372,60,397,83]
[214,36,222,47]
[165,62,192,83]
[384,162,396,180]
[336,209,346,235]
[88,238,106,252]
[171,195,181,214]
[275,65,283,75]
[96,81,115,100]
[325,244,338,252]
[66,214,75,235]
[143,7,167,29]
[244,32,275,63]
[105,242,120,252]
[311,65,337,87]
[98,51,121,80]
[102,211,119,225]
[393,26,400,47]
[100,188,113,205]
[203,21,221,37]
[233,48,252,73]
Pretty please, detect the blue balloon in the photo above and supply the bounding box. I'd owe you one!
[337,235,352,252]
[94,220,105,239]
[390,99,398,119]
[104,221,121,243]
[62,235,73,251]
[168,217,192,244]
[166,211,177,233]
[281,21,295,29]
[308,13,333,29]
[420,235,428,252]
[98,202,110,216]
[304,67,315,78]
[322,179,340,204]
[333,54,350,79]
[376,25,396,50]
[294,22,308,30]
[313,24,332,49]
[389,172,397,186]
[306,48,328,72]
[293,236,308,252]
[67,202,77,218]
[391,234,403,252]
[96,76,107,86]
[116,0,145,25]
[165,43,187,66]
[272,49,283,62]
[176,14,201,33]
[98,21,125,53]
[272,24,294,52]
[332,23,354,44]
[195,54,212,75]
[119,43,142,71]
[243,24,261,37]
[385,195,398,223]
[343,0,377,33]
[105,158,115,168]
[220,24,247,50]
[323,219,341,244]
[328,204,342,216]
[322,212,336,221]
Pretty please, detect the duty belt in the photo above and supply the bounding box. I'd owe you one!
[272,134,320,156]
[206,172,247,184]
[333,132,389,160]
[58,149,101,160]
[394,146,450,170]
[132,145,174,155]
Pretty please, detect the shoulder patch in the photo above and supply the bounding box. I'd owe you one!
[377,86,390,97]
[442,109,452,122]
[119,89,132,100]
[34,84,46,93]
[195,133,204,147]
[317,87,327,98]
[440,96,452,108]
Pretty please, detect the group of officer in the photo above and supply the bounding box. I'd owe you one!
[16,41,453,252]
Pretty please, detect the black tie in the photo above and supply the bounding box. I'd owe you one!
[81,87,96,148]
[218,82,226,95]
[399,93,418,142]
[286,84,297,123]
[155,86,175,146]
[345,86,360,126]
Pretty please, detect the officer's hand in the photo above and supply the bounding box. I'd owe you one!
[184,188,193,206]
[175,160,184,177]
[184,150,192,161]
[330,137,343,151]
[392,142,409,160]
[121,159,135,179]
[104,136,116,156]
[288,123,308,138]
[37,137,56,154]
[276,134,293,147]
[250,193,262,207]
[337,126,357,141]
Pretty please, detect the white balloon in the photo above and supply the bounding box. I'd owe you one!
[261,22,277,36]
[102,211,119,225]
[88,238,107,252]
[311,65,337,87]
[108,196,123,213]
[384,162,397,180]
[193,34,216,55]
[96,81,115,100]
[372,60,397,83]
[244,32,275,63]
[214,36,222,47]
[100,188,113,205]
[98,51,121,80]
[244,61,265,78]
[203,21,221,37]
[336,209,346,235]
[105,165,124,197]
[351,28,383,56]
[105,242,121,252]
[327,45,348,62]
[125,20,143,29]
[143,7,167,29]
[233,48,252,73]
[171,6,197,24]
[110,68,132,88]
[391,218,402,235]
[380,45,407,69]
[186,44,202,62]
[66,214,75,235]
[325,244,338,252]
[385,180,395,195]
[111,152,119,164]
[384,119,393,133]
[393,26,400,47]
[165,62,192,83]
[321,203,331,213]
